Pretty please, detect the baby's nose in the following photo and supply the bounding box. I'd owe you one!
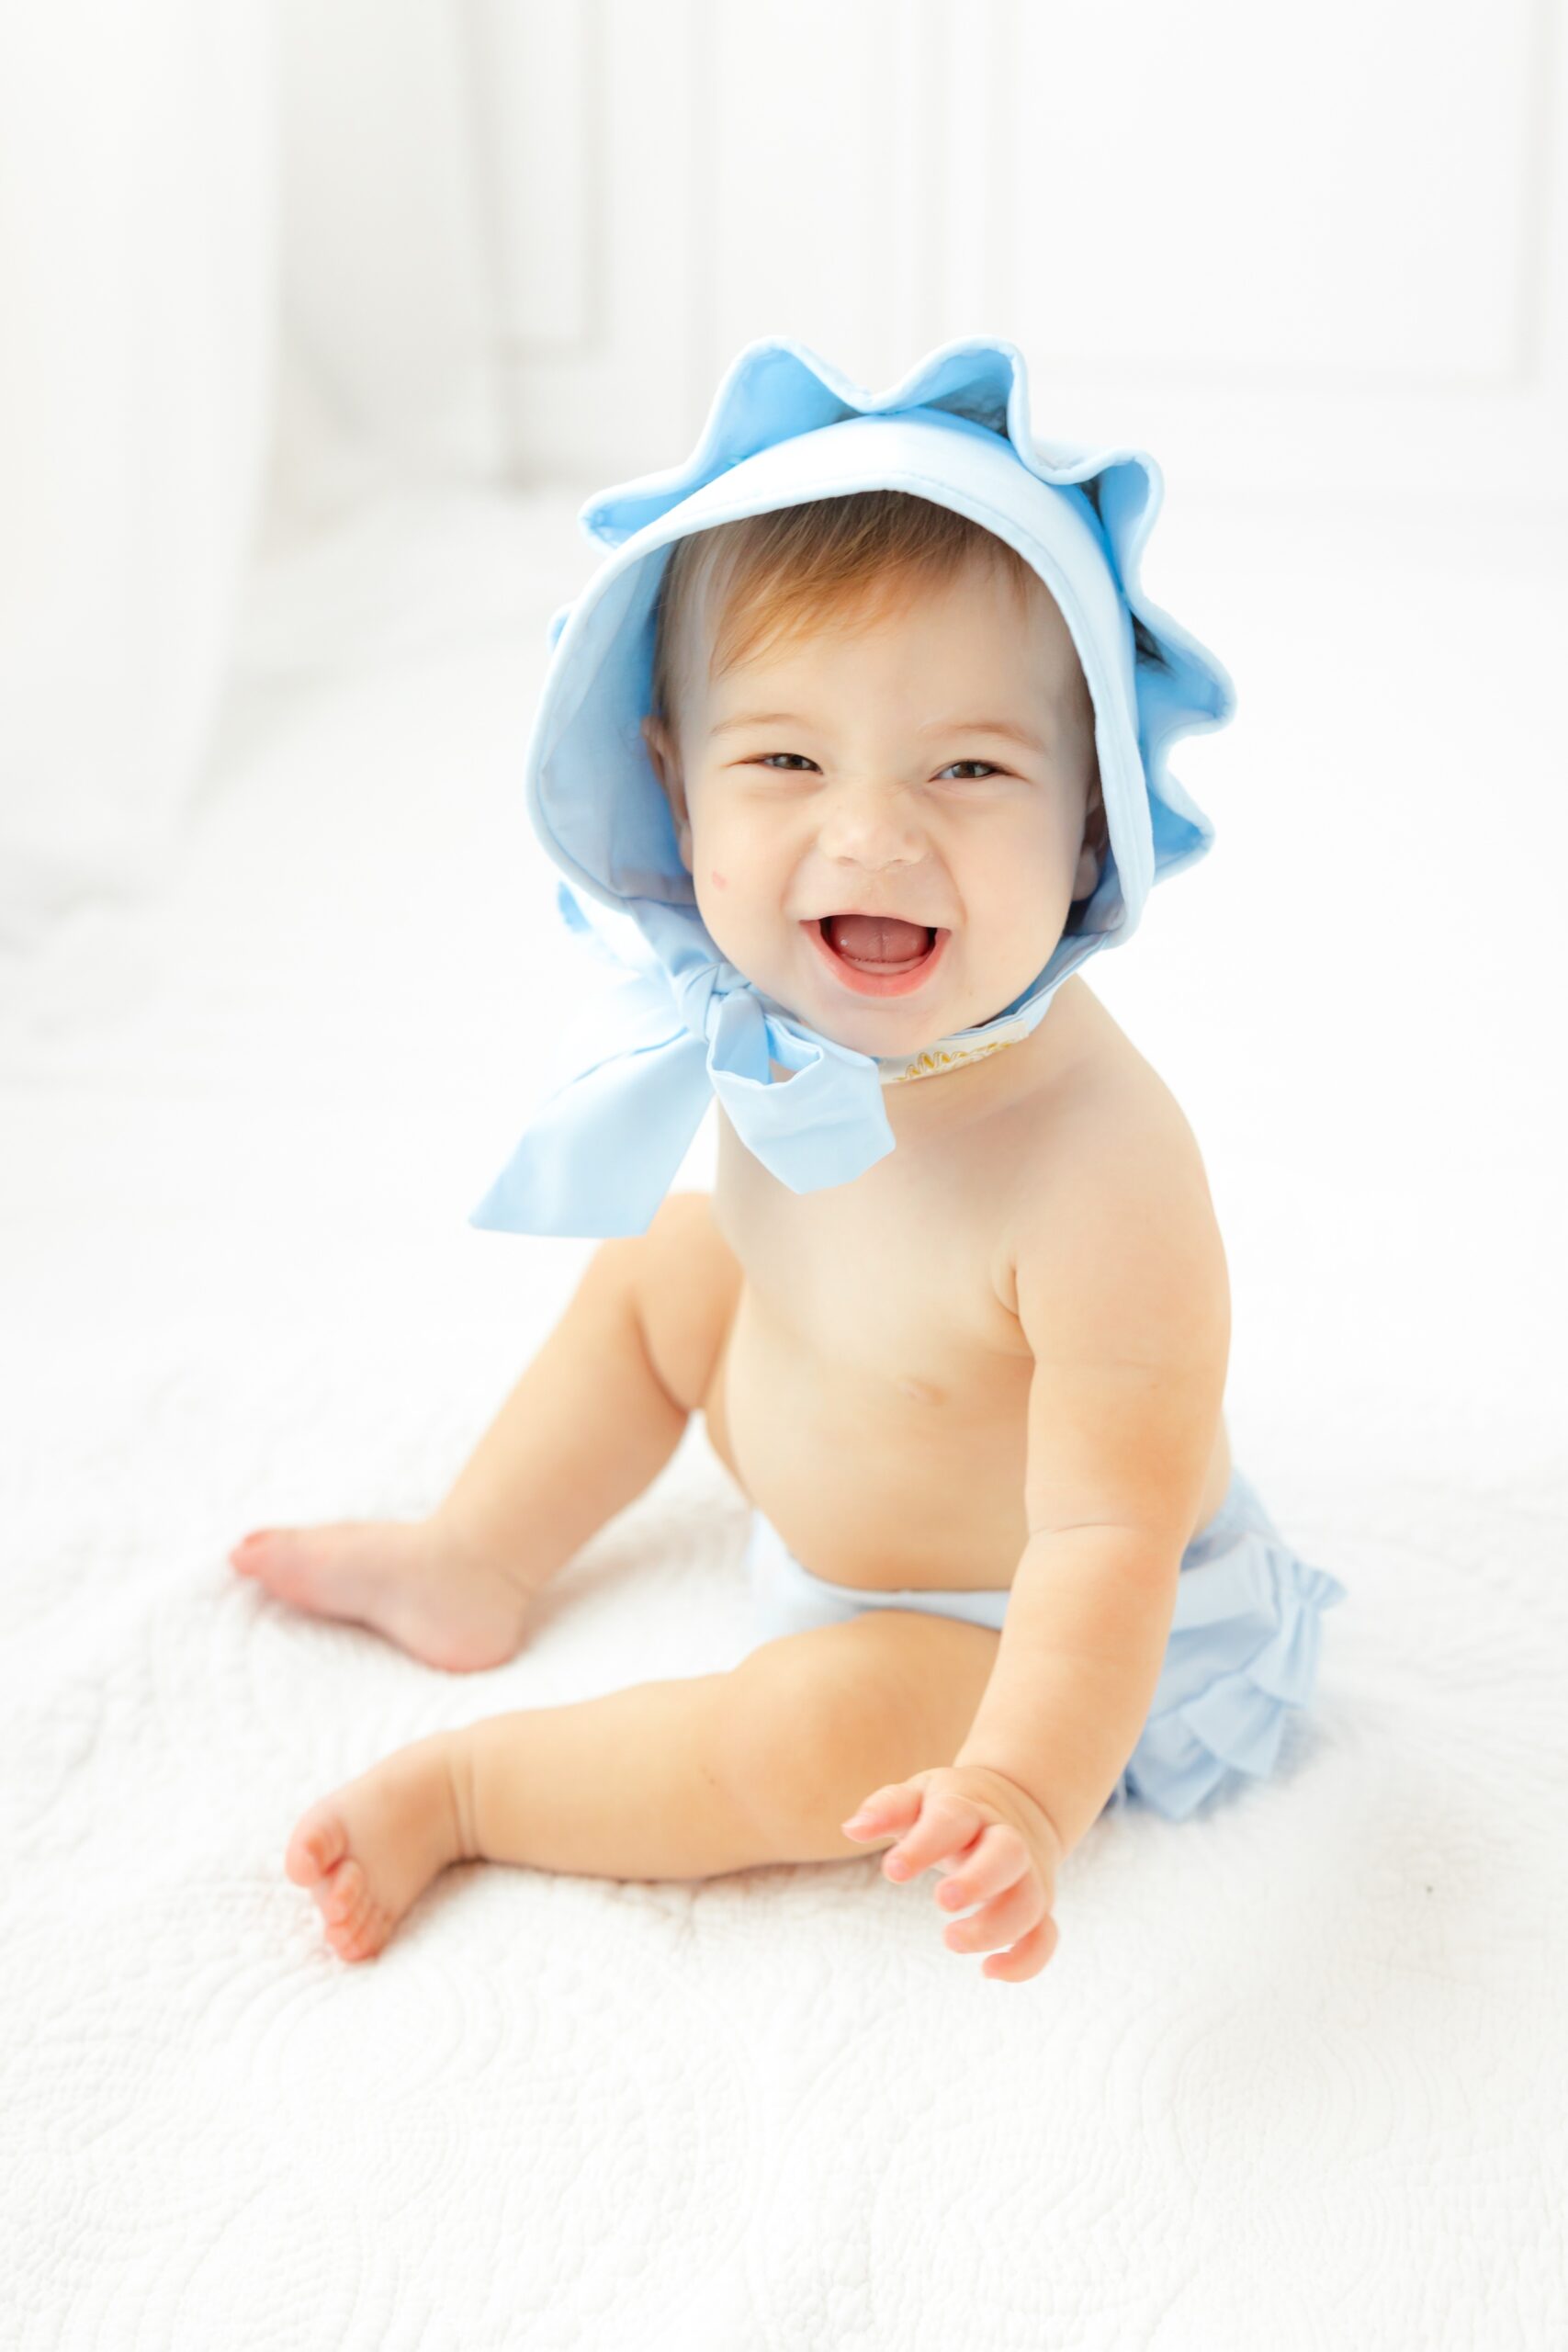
[816,784,926,868]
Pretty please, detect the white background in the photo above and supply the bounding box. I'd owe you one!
[3,8,1565,2348]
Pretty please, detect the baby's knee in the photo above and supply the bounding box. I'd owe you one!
[706,1637,912,1849]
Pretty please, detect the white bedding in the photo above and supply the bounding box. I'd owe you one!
[4,485,1564,2349]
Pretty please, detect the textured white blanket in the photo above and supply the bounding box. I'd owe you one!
[4,488,1564,2349]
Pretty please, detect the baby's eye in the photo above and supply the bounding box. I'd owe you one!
[750,754,1002,779]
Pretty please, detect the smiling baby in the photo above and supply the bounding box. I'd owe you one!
[231,339,1347,1979]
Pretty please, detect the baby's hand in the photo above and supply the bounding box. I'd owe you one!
[841,1763,1065,1984]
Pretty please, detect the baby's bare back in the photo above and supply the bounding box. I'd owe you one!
[699,980,1232,1591]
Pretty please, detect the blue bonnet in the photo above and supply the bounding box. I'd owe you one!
[469,334,1236,1238]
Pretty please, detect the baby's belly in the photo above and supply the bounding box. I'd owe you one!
[705,1287,1034,1592]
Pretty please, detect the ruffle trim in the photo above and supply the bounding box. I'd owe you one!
[1117,1535,1348,1822]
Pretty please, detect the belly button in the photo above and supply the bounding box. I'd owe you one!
[897,1379,939,1405]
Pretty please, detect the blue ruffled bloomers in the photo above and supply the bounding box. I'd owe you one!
[740,1464,1348,1823]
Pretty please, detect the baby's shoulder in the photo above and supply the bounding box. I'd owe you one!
[992,1012,1224,1311]
[1021,992,1206,1175]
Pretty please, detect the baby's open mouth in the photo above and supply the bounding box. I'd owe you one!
[815,913,939,973]
[807,914,948,998]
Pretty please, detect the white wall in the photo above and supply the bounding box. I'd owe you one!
[462,0,1568,501]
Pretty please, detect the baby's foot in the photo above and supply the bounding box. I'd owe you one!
[285,1733,466,1962]
[230,1512,536,1672]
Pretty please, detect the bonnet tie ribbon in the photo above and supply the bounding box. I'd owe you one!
[467,884,902,1238]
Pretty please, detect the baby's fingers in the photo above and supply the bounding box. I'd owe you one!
[840,1783,920,1841]
[877,1789,982,1881]
[939,1869,1045,1957]
[980,1914,1060,1984]
[933,1822,1027,1916]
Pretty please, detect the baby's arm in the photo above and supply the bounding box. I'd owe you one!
[953,1110,1232,1859]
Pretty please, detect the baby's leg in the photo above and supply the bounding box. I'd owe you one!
[232,1192,739,1670]
[287,1609,1001,1961]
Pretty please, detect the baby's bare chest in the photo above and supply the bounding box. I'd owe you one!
[715,1100,1024,1379]
[705,1121,1034,1588]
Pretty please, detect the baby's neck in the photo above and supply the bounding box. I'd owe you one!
[874,1012,1038,1090]
[768,978,1092,1145]
[882,983,1089,1140]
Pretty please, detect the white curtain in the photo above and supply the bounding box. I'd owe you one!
[265,0,503,547]
[0,1,276,945]
[0,0,502,947]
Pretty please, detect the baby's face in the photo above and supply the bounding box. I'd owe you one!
[642,553,1103,1056]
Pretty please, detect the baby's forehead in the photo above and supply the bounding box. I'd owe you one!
[720,563,1079,692]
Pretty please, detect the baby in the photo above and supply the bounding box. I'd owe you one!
[231,344,1344,1981]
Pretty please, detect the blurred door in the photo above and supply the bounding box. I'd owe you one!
[472,0,1568,498]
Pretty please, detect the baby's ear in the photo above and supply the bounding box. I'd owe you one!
[642,714,694,873]
[1072,778,1109,902]
[641,712,671,782]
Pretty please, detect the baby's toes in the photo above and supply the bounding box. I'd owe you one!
[330,1911,389,1964]
[231,1529,302,1586]
[284,1802,347,1888]
[316,1855,366,1926]
[230,1530,275,1577]
[320,1864,389,1962]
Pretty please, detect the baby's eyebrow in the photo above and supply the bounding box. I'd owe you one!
[708,711,811,738]
[709,712,1049,752]
[920,718,1049,753]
